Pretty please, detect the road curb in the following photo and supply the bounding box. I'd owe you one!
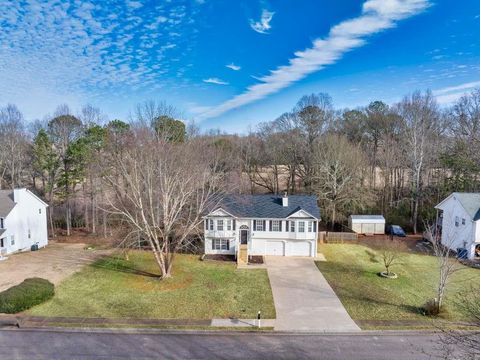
[0,325,447,337]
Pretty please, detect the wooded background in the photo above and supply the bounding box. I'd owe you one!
[1,89,479,238]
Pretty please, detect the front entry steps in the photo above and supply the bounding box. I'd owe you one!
[238,244,248,264]
[237,247,266,269]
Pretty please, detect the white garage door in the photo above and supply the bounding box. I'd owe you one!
[265,241,285,256]
[288,241,311,257]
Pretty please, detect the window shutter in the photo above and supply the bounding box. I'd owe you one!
[226,240,230,250]
[263,220,266,231]
[253,220,257,231]
[285,221,289,231]
[233,219,236,231]
[205,219,208,230]
[212,240,215,250]
[280,221,282,232]
[314,221,317,232]
[269,220,272,232]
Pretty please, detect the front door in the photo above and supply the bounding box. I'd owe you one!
[240,230,248,244]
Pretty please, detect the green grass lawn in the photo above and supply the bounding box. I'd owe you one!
[28,252,275,319]
[317,244,480,325]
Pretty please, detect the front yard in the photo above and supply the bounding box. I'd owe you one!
[317,244,480,328]
[28,251,275,319]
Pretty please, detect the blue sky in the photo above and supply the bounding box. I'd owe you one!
[0,0,479,132]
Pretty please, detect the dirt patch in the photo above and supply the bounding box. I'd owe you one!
[203,254,236,262]
[53,229,118,248]
[355,234,426,253]
[0,241,111,292]
[248,256,264,264]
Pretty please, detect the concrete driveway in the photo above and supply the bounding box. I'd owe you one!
[0,242,109,291]
[266,256,361,332]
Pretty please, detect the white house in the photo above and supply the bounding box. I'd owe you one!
[204,194,320,263]
[0,188,48,256]
[348,215,385,235]
[435,192,480,260]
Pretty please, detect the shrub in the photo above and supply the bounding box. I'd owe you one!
[0,278,54,314]
[423,298,442,316]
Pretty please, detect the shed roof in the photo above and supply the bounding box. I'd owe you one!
[349,215,385,223]
[210,194,320,220]
[0,190,15,218]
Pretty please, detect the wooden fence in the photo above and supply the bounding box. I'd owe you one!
[323,231,358,244]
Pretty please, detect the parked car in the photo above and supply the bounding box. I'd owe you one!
[386,225,406,237]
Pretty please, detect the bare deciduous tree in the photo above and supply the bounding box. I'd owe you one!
[396,91,442,233]
[103,127,225,278]
[425,219,465,313]
[312,134,373,228]
[0,104,29,189]
[438,288,480,360]
[371,238,407,276]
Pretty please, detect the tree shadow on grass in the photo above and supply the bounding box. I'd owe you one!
[365,249,379,263]
[91,256,162,278]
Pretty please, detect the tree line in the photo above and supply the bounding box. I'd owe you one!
[0,89,479,264]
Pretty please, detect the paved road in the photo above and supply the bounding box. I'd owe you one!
[0,329,444,359]
[266,256,360,332]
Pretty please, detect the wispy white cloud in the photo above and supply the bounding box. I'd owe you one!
[203,78,229,85]
[126,1,143,10]
[226,63,241,71]
[434,80,480,104]
[198,0,431,121]
[250,9,274,34]
[0,0,200,118]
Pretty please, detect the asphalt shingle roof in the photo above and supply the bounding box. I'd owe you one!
[213,194,320,219]
[0,190,15,218]
[452,192,480,221]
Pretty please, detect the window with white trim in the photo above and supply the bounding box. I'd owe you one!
[455,216,460,227]
[272,220,281,232]
[209,219,214,231]
[308,221,313,232]
[298,221,305,233]
[290,221,295,232]
[256,220,264,231]
[226,219,232,231]
[462,218,466,225]
[212,239,229,250]
[217,220,224,231]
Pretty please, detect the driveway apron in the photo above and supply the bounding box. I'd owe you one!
[266,256,361,332]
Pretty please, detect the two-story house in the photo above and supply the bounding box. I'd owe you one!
[0,188,48,257]
[435,192,480,260]
[204,194,320,263]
